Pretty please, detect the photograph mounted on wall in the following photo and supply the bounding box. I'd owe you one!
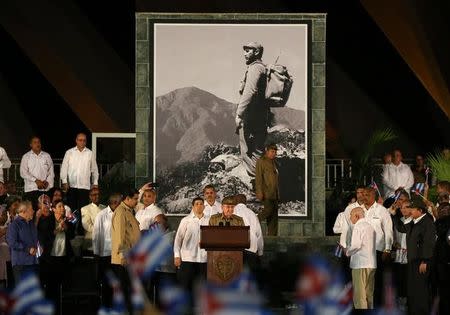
[149,18,309,216]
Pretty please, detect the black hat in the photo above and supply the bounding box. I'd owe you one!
[407,196,427,211]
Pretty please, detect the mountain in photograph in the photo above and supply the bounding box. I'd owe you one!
[155,86,305,167]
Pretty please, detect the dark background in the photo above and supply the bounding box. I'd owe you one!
[0,0,448,160]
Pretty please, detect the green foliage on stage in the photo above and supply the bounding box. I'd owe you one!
[427,150,450,182]
[352,127,397,186]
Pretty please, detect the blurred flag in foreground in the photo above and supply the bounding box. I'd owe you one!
[127,227,173,280]
[198,270,271,315]
[97,271,126,315]
[0,272,55,315]
[296,255,352,315]
[160,281,190,315]
[373,271,403,315]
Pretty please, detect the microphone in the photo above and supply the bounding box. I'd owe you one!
[219,222,224,226]
[225,221,231,227]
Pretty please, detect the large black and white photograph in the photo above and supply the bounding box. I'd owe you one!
[153,23,308,216]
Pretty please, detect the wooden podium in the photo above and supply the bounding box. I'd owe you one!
[200,226,250,285]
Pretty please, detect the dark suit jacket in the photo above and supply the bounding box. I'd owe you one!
[435,215,450,264]
[393,213,436,263]
[37,214,75,259]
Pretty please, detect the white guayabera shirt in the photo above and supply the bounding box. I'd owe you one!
[60,147,99,189]
[20,150,54,192]
[382,162,414,199]
[174,213,209,263]
[0,147,11,183]
[234,203,264,256]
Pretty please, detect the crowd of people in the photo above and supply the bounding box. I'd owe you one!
[1,133,449,315]
[333,149,450,315]
[0,133,272,314]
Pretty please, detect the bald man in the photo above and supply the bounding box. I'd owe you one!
[346,207,377,309]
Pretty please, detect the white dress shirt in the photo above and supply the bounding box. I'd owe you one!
[413,213,426,224]
[92,206,114,257]
[0,147,11,183]
[393,216,412,264]
[364,202,393,252]
[346,218,377,269]
[60,147,99,189]
[135,203,163,230]
[51,230,66,257]
[203,200,222,218]
[20,150,54,192]
[333,212,346,234]
[338,202,365,248]
[382,162,414,198]
[174,213,209,263]
[81,203,105,240]
[234,203,264,256]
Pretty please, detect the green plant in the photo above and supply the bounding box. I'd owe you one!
[352,127,397,185]
[426,151,450,182]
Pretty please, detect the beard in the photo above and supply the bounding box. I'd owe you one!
[245,56,256,65]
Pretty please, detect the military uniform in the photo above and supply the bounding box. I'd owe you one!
[209,213,245,226]
[236,49,269,177]
[255,155,279,236]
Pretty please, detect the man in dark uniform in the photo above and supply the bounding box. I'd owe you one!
[255,144,279,236]
[209,196,244,227]
[392,197,436,315]
[236,41,269,177]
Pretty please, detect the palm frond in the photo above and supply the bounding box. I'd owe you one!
[353,127,398,185]
[427,151,450,182]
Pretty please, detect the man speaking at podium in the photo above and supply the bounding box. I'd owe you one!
[209,196,245,227]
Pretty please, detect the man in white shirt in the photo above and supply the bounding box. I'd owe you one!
[135,182,156,211]
[345,207,376,309]
[20,136,54,209]
[382,149,414,199]
[233,194,263,276]
[60,133,99,215]
[81,187,105,252]
[203,184,222,218]
[174,197,209,292]
[363,187,393,307]
[336,186,366,248]
[135,189,163,231]
[0,146,11,184]
[93,192,122,307]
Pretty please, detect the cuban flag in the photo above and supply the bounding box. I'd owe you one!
[65,209,78,224]
[103,271,126,314]
[413,183,425,194]
[129,271,145,311]
[199,283,269,315]
[370,180,382,198]
[297,256,352,315]
[127,228,173,280]
[334,243,343,258]
[8,273,54,315]
[159,281,190,315]
[198,270,271,315]
[227,268,258,293]
[373,271,403,315]
[296,255,331,300]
